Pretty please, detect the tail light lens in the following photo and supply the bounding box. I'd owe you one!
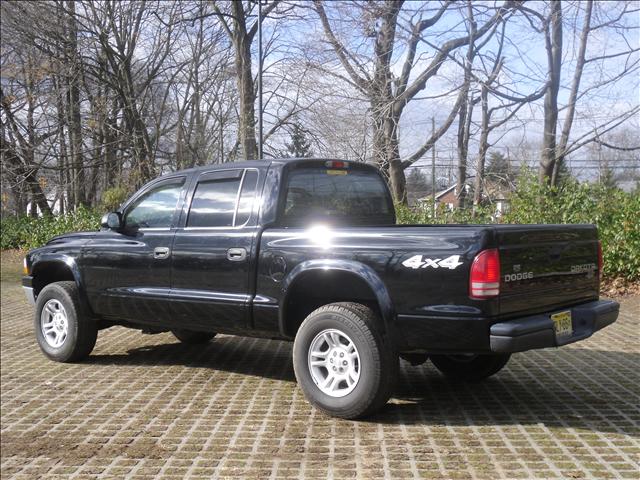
[597,241,603,280]
[325,160,349,169]
[470,249,500,299]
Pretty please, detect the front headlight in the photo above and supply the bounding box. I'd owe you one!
[23,257,29,275]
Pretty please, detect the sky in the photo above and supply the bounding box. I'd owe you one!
[263,1,640,184]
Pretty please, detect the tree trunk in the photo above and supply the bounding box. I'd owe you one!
[456,102,473,208]
[473,84,490,209]
[120,70,153,186]
[54,75,67,215]
[389,159,406,205]
[176,117,185,170]
[67,0,85,207]
[371,2,403,201]
[539,0,563,185]
[25,169,52,217]
[552,0,592,185]
[372,107,387,175]
[103,98,118,190]
[231,1,258,160]
[457,5,477,208]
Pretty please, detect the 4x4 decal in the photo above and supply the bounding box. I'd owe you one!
[402,255,464,270]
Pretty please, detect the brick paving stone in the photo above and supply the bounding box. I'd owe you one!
[1,282,639,479]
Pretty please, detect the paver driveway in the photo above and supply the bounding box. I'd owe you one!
[1,278,639,479]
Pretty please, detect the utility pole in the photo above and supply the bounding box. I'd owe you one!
[219,118,224,163]
[431,116,436,218]
[597,135,603,183]
[257,0,264,160]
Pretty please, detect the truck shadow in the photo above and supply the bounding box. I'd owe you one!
[376,349,639,436]
[88,334,298,381]
[87,336,638,435]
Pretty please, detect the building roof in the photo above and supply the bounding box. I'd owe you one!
[435,184,457,200]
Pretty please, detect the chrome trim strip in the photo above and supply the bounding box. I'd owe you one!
[232,169,247,227]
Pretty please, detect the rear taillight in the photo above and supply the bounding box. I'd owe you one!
[597,241,603,280]
[470,249,500,299]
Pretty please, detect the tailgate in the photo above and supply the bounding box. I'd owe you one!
[497,225,599,316]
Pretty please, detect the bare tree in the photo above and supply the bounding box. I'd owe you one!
[0,53,55,216]
[531,0,640,185]
[211,1,280,160]
[313,0,516,202]
[1,0,637,217]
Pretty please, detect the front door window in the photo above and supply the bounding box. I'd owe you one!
[125,180,185,229]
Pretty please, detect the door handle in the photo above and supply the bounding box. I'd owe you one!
[227,248,247,262]
[154,247,170,259]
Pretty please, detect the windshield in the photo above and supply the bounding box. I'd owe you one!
[280,166,395,226]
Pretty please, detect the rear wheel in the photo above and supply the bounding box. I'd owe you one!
[34,281,97,362]
[430,353,511,381]
[293,302,397,419]
[171,329,216,344]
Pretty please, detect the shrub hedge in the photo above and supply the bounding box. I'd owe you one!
[1,206,101,252]
[396,174,639,281]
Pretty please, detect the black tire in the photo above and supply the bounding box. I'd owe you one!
[172,329,216,344]
[430,353,511,381]
[34,281,97,362]
[292,302,398,419]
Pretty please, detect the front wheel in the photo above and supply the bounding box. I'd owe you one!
[430,353,511,381]
[293,302,397,419]
[34,281,97,362]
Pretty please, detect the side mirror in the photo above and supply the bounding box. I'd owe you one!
[101,212,122,230]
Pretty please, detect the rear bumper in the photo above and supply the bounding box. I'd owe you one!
[489,300,619,353]
[395,299,619,354]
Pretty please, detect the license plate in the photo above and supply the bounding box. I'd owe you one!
[551,311,573,337]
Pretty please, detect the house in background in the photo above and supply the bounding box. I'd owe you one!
[417,182,471,211]
[435,183,469,210]
[418,177,511,219]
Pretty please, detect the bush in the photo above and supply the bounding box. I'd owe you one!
[395,201,494,225]
[1,206,101,251]
[502,173,640,281]
[101,186,130,212]
[398,172,640,282]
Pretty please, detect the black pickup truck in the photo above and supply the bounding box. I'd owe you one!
[22,159,619,419]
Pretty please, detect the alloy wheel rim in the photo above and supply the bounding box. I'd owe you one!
[40,299,68,348]
[307,328,361,398]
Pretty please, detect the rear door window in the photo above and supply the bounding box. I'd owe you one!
[187,177,241,228]
[186,169,259,228]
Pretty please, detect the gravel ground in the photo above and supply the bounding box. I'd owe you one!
[1,265,638,479]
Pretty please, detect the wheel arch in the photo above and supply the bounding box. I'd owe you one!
[279,259,395,339]
[31,255,85,304]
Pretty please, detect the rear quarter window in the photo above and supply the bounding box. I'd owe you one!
[280,166,394,226]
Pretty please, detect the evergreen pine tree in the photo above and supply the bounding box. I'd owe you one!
[486,152,511,183]
[285,123,313,158]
